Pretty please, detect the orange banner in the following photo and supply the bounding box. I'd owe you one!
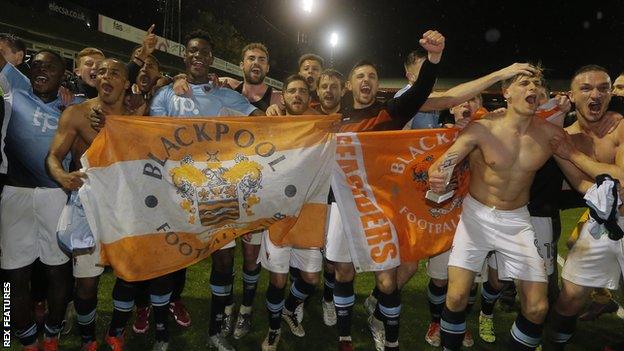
[331,128,470,271]
[79,115,337,281]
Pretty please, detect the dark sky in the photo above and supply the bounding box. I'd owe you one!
[79,0,624,81]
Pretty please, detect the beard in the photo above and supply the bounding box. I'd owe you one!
[244,69,266,85]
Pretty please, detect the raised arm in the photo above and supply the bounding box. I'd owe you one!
[127,25,158,86]
[420,63,538,112]
[386,30,444,120]
[46,106,87,191]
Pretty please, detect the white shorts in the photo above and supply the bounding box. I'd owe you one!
[488,216,555,278]
[427,249,488,283]
[73,241,104,278]
[242,230,263,246]
[221,238,236,250]
[325,202,352,263]
[561,217,624,290]
[0,186,69,270]
[258,230,322,274]
[448,194,547,283]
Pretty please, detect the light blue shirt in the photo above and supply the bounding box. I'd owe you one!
[394,84,440,129]
[0,64,81,187]
[150,82,257,117]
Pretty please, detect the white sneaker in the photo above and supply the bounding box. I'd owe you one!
[62,301,76,335]
[233,306,253,340]
[282,309,305,337]
[322,299,337,326]
[221,304,234,337]
[208,334,235,351]
[368,315,385,351]
[261,329,281,351]
[364,294,377,316]
[295,302,304,323]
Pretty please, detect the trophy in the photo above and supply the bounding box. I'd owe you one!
[426,152,458,203]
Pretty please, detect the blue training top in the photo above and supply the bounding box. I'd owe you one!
[150,82,257,117]
[0,64,82,188]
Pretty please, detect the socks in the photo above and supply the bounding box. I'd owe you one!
[15,323,37,346]
[481,281,501,316]
[265,283,285,330]
[333,280,355,338]
[466,285,478,315]
[377,290,401,347]
[43,323,63,338]
[150,292,172,342]
[208,270,233,336]
[427,280,447,323]
[509,313,544,351]
[109,279,135,337]
[323,270,335,302]
[440,306,466,351]
[242,266,261,308]
[550,310,577,347]
[285,278,316,313]
[75,295,97,344]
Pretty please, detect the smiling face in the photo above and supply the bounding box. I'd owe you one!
[571,70,612,123]
[347,64,379,109]
[504,74,544,116]
[184,38,214,82]
[96,59,129,105]
[283,79,310,115]
[241,48,269,85]
[30,52,64,97]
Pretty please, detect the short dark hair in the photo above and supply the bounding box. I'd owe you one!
[298,53,324,70]
[573,64,609,80]
[348,60,377,80]
[284,74,310,91]
[318,69,344,89]
[404,48,427,68]
[0,33,26,54]
[34,49,65,68]
[241,43,269,62]
[185,29,214,49]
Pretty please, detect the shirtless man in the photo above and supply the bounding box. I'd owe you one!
[428,66,562,351]
[47,59,174,351]
[548,65,624,349]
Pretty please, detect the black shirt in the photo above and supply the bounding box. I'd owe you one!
[235,83,273,112]
[340,59,438,132]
